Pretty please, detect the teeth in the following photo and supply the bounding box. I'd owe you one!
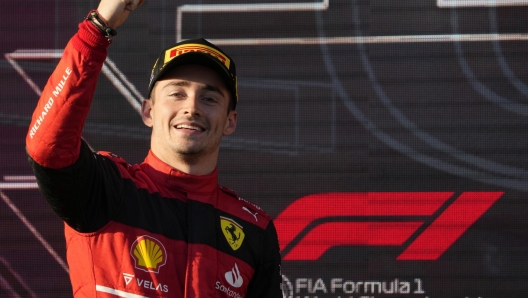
[177,124,202,131]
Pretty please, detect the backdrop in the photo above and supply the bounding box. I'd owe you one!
[1,0,527,297]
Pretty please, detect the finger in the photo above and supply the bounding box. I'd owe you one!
[125,0,144,11]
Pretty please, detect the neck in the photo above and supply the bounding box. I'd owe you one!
[151,147,219,175]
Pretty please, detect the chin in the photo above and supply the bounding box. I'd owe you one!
[173,143,207,156]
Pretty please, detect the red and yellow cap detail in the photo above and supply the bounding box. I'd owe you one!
[164,43,231,69]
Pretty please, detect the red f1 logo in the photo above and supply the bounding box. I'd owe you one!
[274,192,503,261]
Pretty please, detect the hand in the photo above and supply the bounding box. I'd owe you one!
[96,0,145,29]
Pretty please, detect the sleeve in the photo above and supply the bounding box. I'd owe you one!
[26,20,119,232]
[26,20,110,169]
[245,221,283,298]
[28,140,124,232]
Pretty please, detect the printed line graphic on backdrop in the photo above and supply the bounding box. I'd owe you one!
[0,188,67,297]
[437,0,528,7]
[4,50,143,113]
[177,0,528,46]
[314,0,528,192]
[0,257,38,298]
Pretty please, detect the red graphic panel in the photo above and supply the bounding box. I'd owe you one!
[284,222,423,261]
[276,192,504,261]
[397,191,504,260]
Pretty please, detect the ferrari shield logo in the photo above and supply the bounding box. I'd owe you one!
[221,216,245,250]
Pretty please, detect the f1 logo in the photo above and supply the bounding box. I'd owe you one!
[274,192,503,261]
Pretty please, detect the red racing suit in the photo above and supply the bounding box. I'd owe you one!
[26,20,282,298]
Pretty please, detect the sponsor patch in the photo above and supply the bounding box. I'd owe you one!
[164,43,231,69]
[130,235,167,273]
[221,216,245,251]
[225,263,243,288]
[123,273,134,285]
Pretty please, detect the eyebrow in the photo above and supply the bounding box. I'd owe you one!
[200,84,223,95]
[161,80,225,97]
[161,80,191,90]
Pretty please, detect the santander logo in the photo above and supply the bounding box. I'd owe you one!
[225,263,243,288]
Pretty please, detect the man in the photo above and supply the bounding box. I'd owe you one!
[26,0,282,297]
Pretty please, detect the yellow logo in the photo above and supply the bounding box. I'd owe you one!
[130,235,167,274]
[164,43,231,69]
[221,216,245,251]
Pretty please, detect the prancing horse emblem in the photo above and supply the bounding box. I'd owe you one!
[220,216,245,250]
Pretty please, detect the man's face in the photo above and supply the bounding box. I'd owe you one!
[142,64,237,165]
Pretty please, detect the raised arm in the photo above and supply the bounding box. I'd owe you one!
[26,0,143,168]
[26,0,144,232]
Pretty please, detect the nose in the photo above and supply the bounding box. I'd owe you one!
[181,93,202,116]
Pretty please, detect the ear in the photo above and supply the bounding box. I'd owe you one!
[141,99,153,127]
[223,110,238,136]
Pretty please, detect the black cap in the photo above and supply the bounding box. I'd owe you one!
[148,38,238,109]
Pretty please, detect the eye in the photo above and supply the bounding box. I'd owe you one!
[168,92,184,98]
[202,97,218,103]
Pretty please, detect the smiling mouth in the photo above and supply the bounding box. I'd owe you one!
[176,124,205,132]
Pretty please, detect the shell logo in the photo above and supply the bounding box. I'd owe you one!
[130,235,167,274]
